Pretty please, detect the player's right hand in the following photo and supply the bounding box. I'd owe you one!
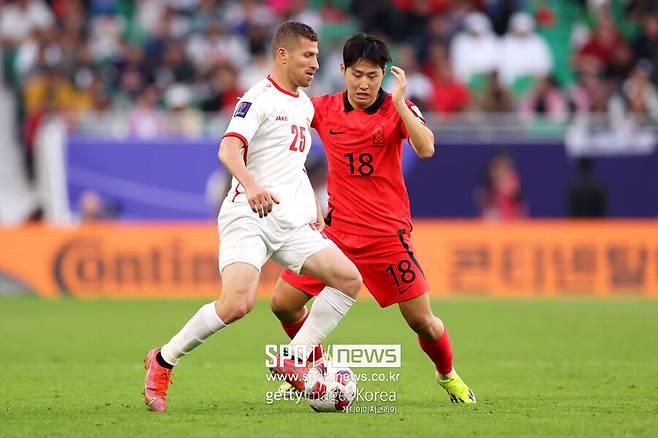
[245,183,280,218]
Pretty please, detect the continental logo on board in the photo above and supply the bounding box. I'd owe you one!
[0,222,656,298]
[0,225,228,298]
[53,238,220,296]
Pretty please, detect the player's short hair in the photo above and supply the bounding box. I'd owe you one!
[272,21,319,56]
[343,33,392,70]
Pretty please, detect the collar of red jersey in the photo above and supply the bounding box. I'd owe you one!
[343,88,386,114]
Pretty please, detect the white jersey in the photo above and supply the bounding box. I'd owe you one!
[220,76,317,229]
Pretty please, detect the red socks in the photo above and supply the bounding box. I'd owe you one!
[418,327,454,376]
[280,309,308,339]
[280,308,324,363]
[283,309,453,374]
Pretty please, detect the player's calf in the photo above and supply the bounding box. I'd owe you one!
[405,313,444,340]
[270,285,308,324]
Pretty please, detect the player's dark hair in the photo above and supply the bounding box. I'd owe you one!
[272,21,318,55]
[343,33,391,70]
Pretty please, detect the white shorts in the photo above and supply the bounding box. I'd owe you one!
[218,203,334,274]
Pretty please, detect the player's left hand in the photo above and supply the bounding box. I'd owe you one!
[315,216,325,231]
[390,66,407,106]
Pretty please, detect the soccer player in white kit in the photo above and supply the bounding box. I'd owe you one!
[142,21,362,412]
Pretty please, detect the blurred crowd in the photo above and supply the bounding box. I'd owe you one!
[2,0,658,151]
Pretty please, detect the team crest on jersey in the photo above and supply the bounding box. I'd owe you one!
[373,125,385,146]
[233,101,252,118]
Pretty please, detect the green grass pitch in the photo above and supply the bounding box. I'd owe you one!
[1,297,657,437]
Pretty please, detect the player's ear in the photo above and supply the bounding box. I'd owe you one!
[340,63,345,75]
[276,47,287,64]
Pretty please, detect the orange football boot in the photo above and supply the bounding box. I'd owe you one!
[269,355,309,392]
[143,347,173,412]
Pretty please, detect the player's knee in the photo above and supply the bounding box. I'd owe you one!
[336,266,362,298]
[230,301,254,322]
[220,297,255,323]
[270,294,283,316]
[270,294,296,321]
[406,314,439,339]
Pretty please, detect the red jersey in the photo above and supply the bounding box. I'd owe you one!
[311,90,426,236]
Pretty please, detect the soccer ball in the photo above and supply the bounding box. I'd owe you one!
[305,363,357,412]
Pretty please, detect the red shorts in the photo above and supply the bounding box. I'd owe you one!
[280,226,429,307]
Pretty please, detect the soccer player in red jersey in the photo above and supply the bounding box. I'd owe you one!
[270,33,476,403]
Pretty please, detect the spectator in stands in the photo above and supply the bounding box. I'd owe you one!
[189,0,223,34]
[488,0,524,36]
[245,23,270,57]
[224,0,276,36]
[112,67,144,111]
[153,40,196,90]
[238,42,271,91]
[22,82,59,181]
[2,0,657,147]
[283,0,322,31]
[88,8,126,62]
[23,66,75,117]
[142,8,174,61]
[199,62,242,114]
[520,75,568,122]
[633,12,658,85]
[420,40,448,79]
[164,83,203,138]
[568,157,607,218]
[0,0,54,75]
[570,69,608,114]
[383,43,432,111]
[128,85,165,139]
[575,10,622,75]
[350,1,398,40]
[477,152,527,221]
[108,42,147,91]
[428,62,470,114]
[621,61,658,119]
[450,12,499,86]
[478,72,515,112]
[135,0,166,37]
[186,21,249,71]
[79,189,105,222]
[497,12,553,88]
[414,15,453,67]
[78,189,120,221]
[604,42,635,88]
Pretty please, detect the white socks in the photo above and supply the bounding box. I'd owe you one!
[160,302,226,366]
[289,287,355,359]
[158,288,354,366]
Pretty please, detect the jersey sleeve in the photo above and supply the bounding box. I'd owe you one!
[310,96,323,130]
[398,99,426,139]
[223,95,266,146]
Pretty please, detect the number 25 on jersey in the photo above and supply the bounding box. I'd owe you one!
[289,125,306,152]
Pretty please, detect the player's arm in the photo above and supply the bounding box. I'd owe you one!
[218,136,279,218]
[390,66,435,159]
